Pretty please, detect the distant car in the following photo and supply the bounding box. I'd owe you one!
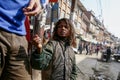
[113,50,120,62]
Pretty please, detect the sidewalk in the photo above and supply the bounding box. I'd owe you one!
[76,53,99,64]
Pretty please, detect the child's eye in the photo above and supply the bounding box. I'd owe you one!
[58,25,68,28]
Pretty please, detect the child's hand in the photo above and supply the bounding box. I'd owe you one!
[32,34,42,49]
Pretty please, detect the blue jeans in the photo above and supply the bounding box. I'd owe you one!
[0,30,31,80]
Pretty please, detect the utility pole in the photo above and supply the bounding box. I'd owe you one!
[70,0,77,20]
[49,0,59,37]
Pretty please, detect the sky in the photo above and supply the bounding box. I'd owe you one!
[80,0,120,38]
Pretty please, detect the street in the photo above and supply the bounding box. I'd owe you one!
[0,52,120,80]
[76,53,120,80]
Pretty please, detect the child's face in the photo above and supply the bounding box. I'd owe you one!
[57,21,70,38]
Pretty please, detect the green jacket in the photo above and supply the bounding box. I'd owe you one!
[31,40,77,80]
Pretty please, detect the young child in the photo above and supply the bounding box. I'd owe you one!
[31,18,77,80]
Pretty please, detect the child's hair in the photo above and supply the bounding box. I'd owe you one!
[52,18,76,47]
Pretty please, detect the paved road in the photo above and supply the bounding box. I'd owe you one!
[76,53,120,80]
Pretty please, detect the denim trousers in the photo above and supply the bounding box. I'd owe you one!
[0,30,31,80]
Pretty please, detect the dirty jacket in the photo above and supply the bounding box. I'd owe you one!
[31,40,77,80]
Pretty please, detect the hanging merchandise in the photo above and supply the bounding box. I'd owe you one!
[49,0,58,2]
[51,2,59,23]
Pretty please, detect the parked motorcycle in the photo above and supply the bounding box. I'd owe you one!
[113,50,120,62]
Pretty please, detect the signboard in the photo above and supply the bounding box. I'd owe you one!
[51,2,59,22]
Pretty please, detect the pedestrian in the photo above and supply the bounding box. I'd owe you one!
[78,42,83,54]
[106,46,112,62]
[96,45,100,55]
[89,43,93,55]
[85,43,89,55]
[0,0,42,80]
[31,18,77,80]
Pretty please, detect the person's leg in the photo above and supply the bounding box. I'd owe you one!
[0,30,31,80]
[108,55,111,62]
[80,49,82,54]
[0,41,6,76]
[106,55,109,62]
[86,49,88,55]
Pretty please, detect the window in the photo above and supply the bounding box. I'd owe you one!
[60,10,65,18]
[78,7,82,17]
[66,13,70,18]
[77,22,81,29]
[68,0,72,7]
[63,0,67,3]
[74,21,77,28]
[59,0,62,7]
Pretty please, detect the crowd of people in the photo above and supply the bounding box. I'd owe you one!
[77,42,100,55]
[77,40,120,62]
